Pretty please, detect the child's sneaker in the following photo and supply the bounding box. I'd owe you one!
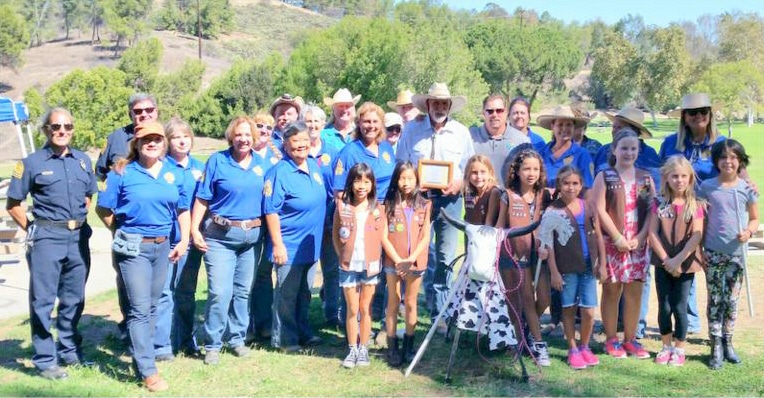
[623,339,651,359]
[655,346,672,365]
[579,345,599,366]
[530,341,551,367]
[342,346,358,368]
[668,349,686,367]
[356,345,370,367]
[567,348,587,370]
[604,337,627,359]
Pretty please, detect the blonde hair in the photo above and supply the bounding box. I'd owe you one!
[224,116,256,146]
[675,109,719,152]
[251,111,282,159]
[164,116,194,144]
[659,155,701,223]
[352,102,386,144]
[463,154,496,197]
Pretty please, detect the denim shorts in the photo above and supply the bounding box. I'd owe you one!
[339,269,380,288]
[560,269,598,308]
[383,266,425,276]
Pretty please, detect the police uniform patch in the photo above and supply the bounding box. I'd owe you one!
[12,161,23,179]
[334,159,344,176]
[163,172,175,184]
[339,226,351,239]
[313,172,323,184]
[80,159,87,171]
[320,153,331,165]
[253,166,263,176]
[563,156,573,165]
[192,169,203,181]
[382,152,391,163]
[264,179,273,197]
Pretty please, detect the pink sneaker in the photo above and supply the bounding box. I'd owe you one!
[668,350,686,367]
[579,346,599,366]
[604,337,627,359]
[567,348,587,370]
[623,339,651,359]
[655,347,672,365]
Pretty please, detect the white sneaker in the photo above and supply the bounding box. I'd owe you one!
[356,345,370,366]
[531,341,551,367]
[342,346,358,368]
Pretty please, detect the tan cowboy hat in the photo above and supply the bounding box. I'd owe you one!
[387,89,414,110]
[667,93,719,118]
[269,94,304,117]
[323,88,361,107]
[411,83,467,114]
[536,105,590,130]
[604,107,652,138]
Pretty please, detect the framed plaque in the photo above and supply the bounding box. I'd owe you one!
[418,159,453,189]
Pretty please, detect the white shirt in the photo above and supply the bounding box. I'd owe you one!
[396,116,475,181]
[348,209,369,272]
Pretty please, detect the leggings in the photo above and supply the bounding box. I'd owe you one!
[654,266,694,341]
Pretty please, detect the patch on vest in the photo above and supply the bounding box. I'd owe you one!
[339,226,351,239]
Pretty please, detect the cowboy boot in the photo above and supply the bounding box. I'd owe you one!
[386,336,402,367]
[722,336,741,364]
[708,337,723,370]
[402,334,416,363]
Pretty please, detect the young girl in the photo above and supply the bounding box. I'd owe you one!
[382,162,431,367]
[463,155,502,226]
[496,149,553,366]
[544,166,604,369]
[699,139,758,370]
[592,127,655,359]
[332,163,386,368]
[648,156,705,367]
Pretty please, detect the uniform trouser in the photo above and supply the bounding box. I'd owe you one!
[28,224,91,370]
[319,227,341,325]
[425,194,462,321]
[117,239,170,379]
[250,252,273,338]
[112,252,130,336]
[272,263,314,348]
[705,250,744,339]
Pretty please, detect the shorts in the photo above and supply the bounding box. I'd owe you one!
[339,269,379,288]
[560,269,598,309]
[383,266,425,277]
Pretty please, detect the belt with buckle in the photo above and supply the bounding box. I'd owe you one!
[142,236,168,244]
[211,214,262,230]
[33,219,85,230]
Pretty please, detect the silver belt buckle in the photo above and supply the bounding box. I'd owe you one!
[67,220,77,230]
[240,220,251,231]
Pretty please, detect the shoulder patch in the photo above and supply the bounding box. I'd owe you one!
[12,161,24,179]
[334,159,344,176]
[263,179,273,197]
[382,151,391,163]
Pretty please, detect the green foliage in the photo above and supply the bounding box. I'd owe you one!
[101,0,153,49]
[693,60,764,129]
[43,67,132,150]
[21,86,45,124]
[590,29,639,106]
[637,26,691,122]
[717,12,764,72]
[0,4,29,69]
[154,59,206,119]
[157,0,234,39]
[62,0,89,38]
[116,37,163,91]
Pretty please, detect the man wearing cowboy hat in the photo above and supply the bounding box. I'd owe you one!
[269,93,304,148]
[387,89,420,123]
[321,88,360,151]
[396,82,475,328]
[469,94,531,188]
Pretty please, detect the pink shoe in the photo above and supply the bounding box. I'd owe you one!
[579,346,599,366]
[655,347,672,365]
[669,350,686,367]
[604,337,627,359]
[623,339,651,359]
[568,348,587,370]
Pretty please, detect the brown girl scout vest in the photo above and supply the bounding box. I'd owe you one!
[335,201,385,276]
[650,198,704,273]
[464,186,500,225]
[503,189,550,266]
[548,198,600,274]
[383,201,432,272]
[603,167,653,234]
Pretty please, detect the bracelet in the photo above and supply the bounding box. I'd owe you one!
[613,234,625,245]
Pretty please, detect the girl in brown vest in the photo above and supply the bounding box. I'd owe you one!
[496,149,552,366]
[463,155,502,226]
[592,128,655,360]
[332,163,386,368]
[381,161,432,366]
[648,156,705,367]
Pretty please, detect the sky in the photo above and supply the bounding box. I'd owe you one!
[442,0,764,26]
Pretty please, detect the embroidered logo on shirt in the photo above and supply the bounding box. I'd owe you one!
[263,179,273,197]
[320,153,331,166]
[191,169,203,181]
[253,166,263,176]
[313,172,323,185]
[12,161,23,179]
[163,172,175,184]
[382,152,391,163]
[334,159,344,176]
[563,156,573,165]
[270,156,279,164]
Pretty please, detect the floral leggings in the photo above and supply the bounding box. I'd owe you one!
[704,250,744,339]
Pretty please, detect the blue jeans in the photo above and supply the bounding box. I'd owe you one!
[272,263,315,348]
[203,223,262,351]
[250,250,272,338]
[687,278,701,332]
[117,239,170,379]
[425,194,462,321]
[319,228,341,324]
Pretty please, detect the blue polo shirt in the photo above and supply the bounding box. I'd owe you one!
[196,148,271,221]
[528,127,546,152]
[309,138,338,201]
[320,123,352,152]
[659,131,726,185]
[263,157,326,266]
[594,140,663,187]
[332,139,396,201]
[539,141,594,189]
[167,155,205,244]
[95,124,134,181]
[98,160,191,237]
[8,145,97,221]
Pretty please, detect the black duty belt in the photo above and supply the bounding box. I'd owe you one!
[33,219,85,230]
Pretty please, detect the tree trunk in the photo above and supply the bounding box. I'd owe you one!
[649,109,658,128]
[727,116,733,137]
[747,108,754,127]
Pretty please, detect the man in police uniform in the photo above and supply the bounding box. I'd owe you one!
[7,108,98,380]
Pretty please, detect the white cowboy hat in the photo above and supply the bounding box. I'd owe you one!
[411,83,467,114]
[603,107,652,138]
[268,94,304,117]
[323,88,361,107]
[536,105,590,130]
[667,93,719,118]
[384,112,403,128]
[387,89,414,110]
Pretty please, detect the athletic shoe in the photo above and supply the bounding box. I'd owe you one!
[567,348,587,370]
[342,346,359,368]
[579,345,599,366]
[356,345,371,367]
[530,341,551,367]
[204,350,220,365]
[655,346,672,365]
[623,339,651,359]
[231,345,250,358]
[669,350,686,367]
[604,337,627,359]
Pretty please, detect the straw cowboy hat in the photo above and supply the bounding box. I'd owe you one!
[604,107,652,138]
[323,88,361,107]
[387,89,414,110]
[667,93,718,118]
[536,105,590,130]
[411,83,467,113]
[268,94,304,117]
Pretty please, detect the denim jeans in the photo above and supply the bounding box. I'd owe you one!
[687,278,701,332]
[272,262,315,348]
[203,223,262,351]
[425,194,462,321]
[319,228,341,325]
[117,239,170,379]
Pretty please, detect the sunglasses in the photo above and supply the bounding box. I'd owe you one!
[386,126,401,133]
[685,108,710,117]
[47,123,74,132]
[484,108,505,115]
[256,123,273,131]
[132,107,156,115]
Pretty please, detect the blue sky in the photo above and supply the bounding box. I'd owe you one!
[442,0,763,26]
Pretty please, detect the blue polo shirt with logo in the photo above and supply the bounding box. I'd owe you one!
[332,139,396,201]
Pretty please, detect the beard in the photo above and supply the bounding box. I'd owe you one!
[431,112,448,124]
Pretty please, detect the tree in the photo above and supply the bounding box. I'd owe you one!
[62,0,89,39]
[0,5,29,70]
[101,0,152,53]
[116,37,163,91]
[153,59,206,118]
[22,0,55,47]
[717,12,764,74]
[638,26,691,125]
[22,86,45,126]
[590,29,639,107]
[693,60,764,131]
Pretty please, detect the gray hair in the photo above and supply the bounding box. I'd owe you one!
[282,121,309,141]
[40,107,73,131]
[301,104,327,123]
[128,93,157,112]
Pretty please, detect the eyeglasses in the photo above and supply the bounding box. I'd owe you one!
[685,108,710,117]
[132,107,156,115]
[46,123,74,132]
[484,108,505,115]
[256,123,273,131]
[386,126,401,133]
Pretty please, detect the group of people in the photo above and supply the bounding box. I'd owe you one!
[6,83,758,391]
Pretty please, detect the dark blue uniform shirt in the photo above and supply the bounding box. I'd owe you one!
[95,124,135,181]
